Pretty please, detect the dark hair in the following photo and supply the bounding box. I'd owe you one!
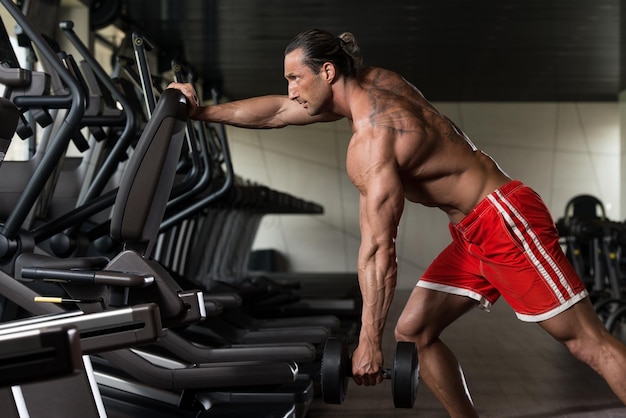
[284,29,363,78]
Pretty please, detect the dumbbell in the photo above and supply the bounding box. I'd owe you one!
[320,337,419,408]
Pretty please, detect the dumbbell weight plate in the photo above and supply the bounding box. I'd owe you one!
[321,337,349,404]
[392,341,419,408]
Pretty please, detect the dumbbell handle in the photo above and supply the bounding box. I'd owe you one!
[347,365,392,379]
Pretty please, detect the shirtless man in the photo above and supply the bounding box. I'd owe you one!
[169,29,626,417]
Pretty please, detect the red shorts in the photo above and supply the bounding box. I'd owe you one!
[418,180,588,322]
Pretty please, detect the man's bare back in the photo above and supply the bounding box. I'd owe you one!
[345,66,511,224]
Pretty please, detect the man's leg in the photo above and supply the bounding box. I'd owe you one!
[395,286,479,418]
[538,297,626,404]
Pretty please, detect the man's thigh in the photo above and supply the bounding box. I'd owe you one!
[396,286,478,339]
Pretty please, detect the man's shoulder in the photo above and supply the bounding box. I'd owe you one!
[358,66,404,86]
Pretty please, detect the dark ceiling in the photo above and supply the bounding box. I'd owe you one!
[117,0,621,102]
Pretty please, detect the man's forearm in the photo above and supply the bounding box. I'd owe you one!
[192,96,291,129]
[357,253,397,346]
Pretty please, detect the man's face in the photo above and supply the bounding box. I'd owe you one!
[284,48,331,116]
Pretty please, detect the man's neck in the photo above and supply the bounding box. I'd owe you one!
[330,77,359,120]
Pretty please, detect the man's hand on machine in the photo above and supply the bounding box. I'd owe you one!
[351,342,385,386]
[167,82,202,119]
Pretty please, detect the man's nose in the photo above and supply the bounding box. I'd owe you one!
[288,84,298,100]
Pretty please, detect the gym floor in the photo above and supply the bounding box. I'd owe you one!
[307,289,626,417]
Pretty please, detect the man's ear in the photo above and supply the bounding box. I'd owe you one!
[322,62,336,83]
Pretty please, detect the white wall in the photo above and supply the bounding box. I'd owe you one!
[226,102,620,289]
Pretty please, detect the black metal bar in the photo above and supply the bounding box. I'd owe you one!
[60,21,137,207]
[132,32,157,116]
[31,189,117,243]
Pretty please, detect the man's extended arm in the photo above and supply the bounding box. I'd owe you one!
[168,82,341,128]
[350,135,405,386]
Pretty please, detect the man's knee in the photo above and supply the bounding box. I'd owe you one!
[540,299,616,368]
[562,329,615,370]
[394,312,433,346]
[394,316,418,341]
[563,337,590,362]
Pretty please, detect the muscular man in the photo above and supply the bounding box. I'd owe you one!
[170,29,626,416]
